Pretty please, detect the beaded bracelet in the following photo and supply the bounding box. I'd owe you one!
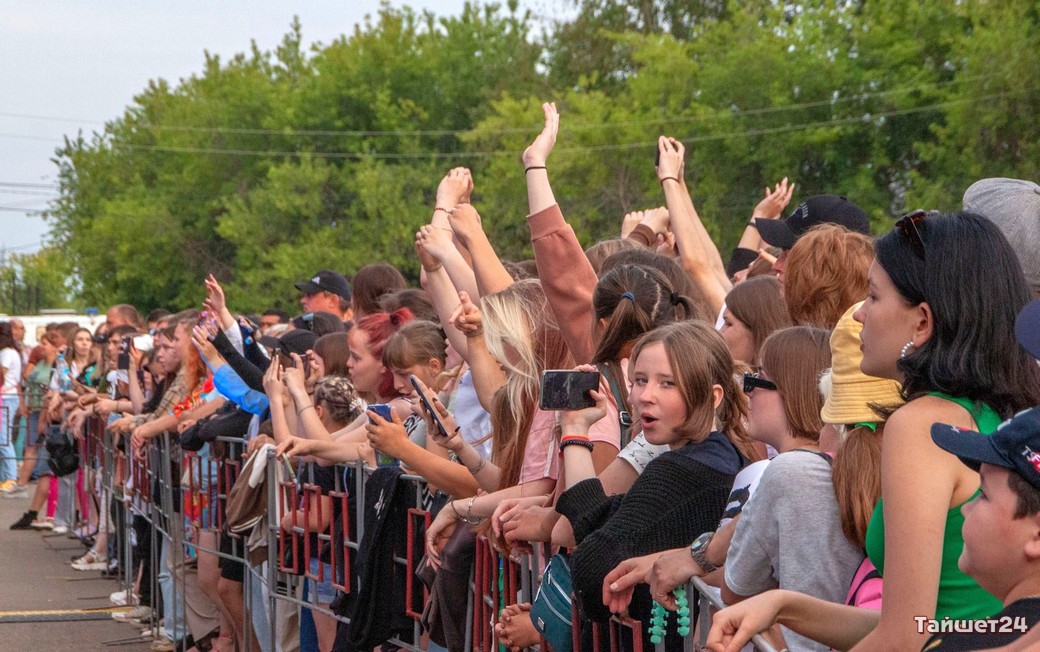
[649,587,691,644]
[559,438,594,452]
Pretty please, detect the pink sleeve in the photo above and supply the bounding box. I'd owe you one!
[528,204,599,364]
[518,408,561,484]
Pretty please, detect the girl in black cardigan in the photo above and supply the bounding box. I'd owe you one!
[555,321,757,637]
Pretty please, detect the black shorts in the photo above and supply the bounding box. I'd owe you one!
[218,530,245,583]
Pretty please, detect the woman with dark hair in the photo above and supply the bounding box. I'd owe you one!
[703,211,1040,651]
[351,262,407,320]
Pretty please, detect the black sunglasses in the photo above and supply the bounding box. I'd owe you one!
[896,209,927,260]
[743,372,778,394]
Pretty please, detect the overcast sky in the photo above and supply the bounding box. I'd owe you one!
[0,0,558,257]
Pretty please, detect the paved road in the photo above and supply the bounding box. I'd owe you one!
[0,481,153,651]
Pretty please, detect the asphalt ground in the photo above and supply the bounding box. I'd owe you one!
[0,480,154,651]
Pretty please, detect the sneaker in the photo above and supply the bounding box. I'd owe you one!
[1,484,29,498]
[150,635,175,652]
[71,549,108,571]
[112,605,152,623]
[109,589,138,606]
[10,511,36,530]
[30,518,54,530]
[0,479,15,491]
[51,524,68,535]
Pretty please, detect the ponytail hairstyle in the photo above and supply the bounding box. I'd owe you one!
[353,308,415,398]
[831,420,883,548]
[629,321,759,461]
[481,280,573,488]
[758,326,831,442]
[591,264,696,415]
[383,320,448,372]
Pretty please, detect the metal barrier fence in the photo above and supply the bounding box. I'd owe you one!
[77,415,781,652]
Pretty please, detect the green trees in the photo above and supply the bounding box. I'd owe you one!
[45,1,1040,312]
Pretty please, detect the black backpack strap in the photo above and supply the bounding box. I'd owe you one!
[600,364,632,448]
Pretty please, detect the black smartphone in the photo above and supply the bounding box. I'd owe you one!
[367,404,398,467]
[409,375,448,437]
[654,145,661,168]
[539,370,600,411]
[117,336,132,371]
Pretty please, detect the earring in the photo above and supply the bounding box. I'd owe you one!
[900,341,915,359]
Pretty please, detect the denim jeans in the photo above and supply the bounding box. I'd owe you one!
[0,395,20,481]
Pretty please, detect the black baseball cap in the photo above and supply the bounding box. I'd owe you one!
[295,269,352,300]
[258,329,318,357]
[755,195,871,249]
[932,407,1040,492]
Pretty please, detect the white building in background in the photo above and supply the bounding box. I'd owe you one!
[0,310,104,346]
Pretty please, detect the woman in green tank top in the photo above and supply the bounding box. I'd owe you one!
[850,211,1040,649]
[699,212,1040,652]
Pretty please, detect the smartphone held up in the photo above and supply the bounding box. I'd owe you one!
[539,370,600,411]
[367,404,398,467]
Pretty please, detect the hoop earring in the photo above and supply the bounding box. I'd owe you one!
[900,341,915,359]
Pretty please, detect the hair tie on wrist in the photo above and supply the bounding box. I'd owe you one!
[620,291,636,302]
[525,165,547,174]
[659,176,681,185]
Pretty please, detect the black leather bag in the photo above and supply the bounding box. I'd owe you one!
[45,426,79,477]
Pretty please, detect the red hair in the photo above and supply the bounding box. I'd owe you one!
[354,308,414,398]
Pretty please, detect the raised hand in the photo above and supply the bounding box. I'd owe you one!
[656,136,685,183]
[282,353,309,402]
[449,291,483,338]
[203,273,227,317]
[640,206,670,236]
[521,102,559,169]
[559,364,609,434]
[262,356,286,403]
[436,167,474,209]
[191,323,223,368]
[445,203,485,247]
[621,210,644,239]
[753,178,795,220]
[415,223,458,265]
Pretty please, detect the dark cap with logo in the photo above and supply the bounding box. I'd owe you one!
[931,406,1040,492]
[755,195,871,250]
[295,269,351,300]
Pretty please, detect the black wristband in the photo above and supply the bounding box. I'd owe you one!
[559,438,594,452]
[525,166,547,174]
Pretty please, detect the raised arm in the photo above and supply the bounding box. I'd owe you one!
[429,168,480,301]
[450,291,505,412]
[416,225,472,360]
[446,204,513,296]
[657,136,730,315]
[522,102,600,363]
[728,179,793,276]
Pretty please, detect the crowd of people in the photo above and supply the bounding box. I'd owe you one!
[4,102,1040,652]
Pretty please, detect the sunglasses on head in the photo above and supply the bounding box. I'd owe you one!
[743,372,778,394]
[896,209,927,259]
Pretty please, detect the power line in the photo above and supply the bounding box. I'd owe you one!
[0,189,59,197]
[0,207,47,214]
[96,95,994,160]
[0,75,986,138]
[0,181,57,189]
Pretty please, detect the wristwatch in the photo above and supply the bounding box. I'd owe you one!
[689,531,719,573]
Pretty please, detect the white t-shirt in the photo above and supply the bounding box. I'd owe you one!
[1,347,22,396]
